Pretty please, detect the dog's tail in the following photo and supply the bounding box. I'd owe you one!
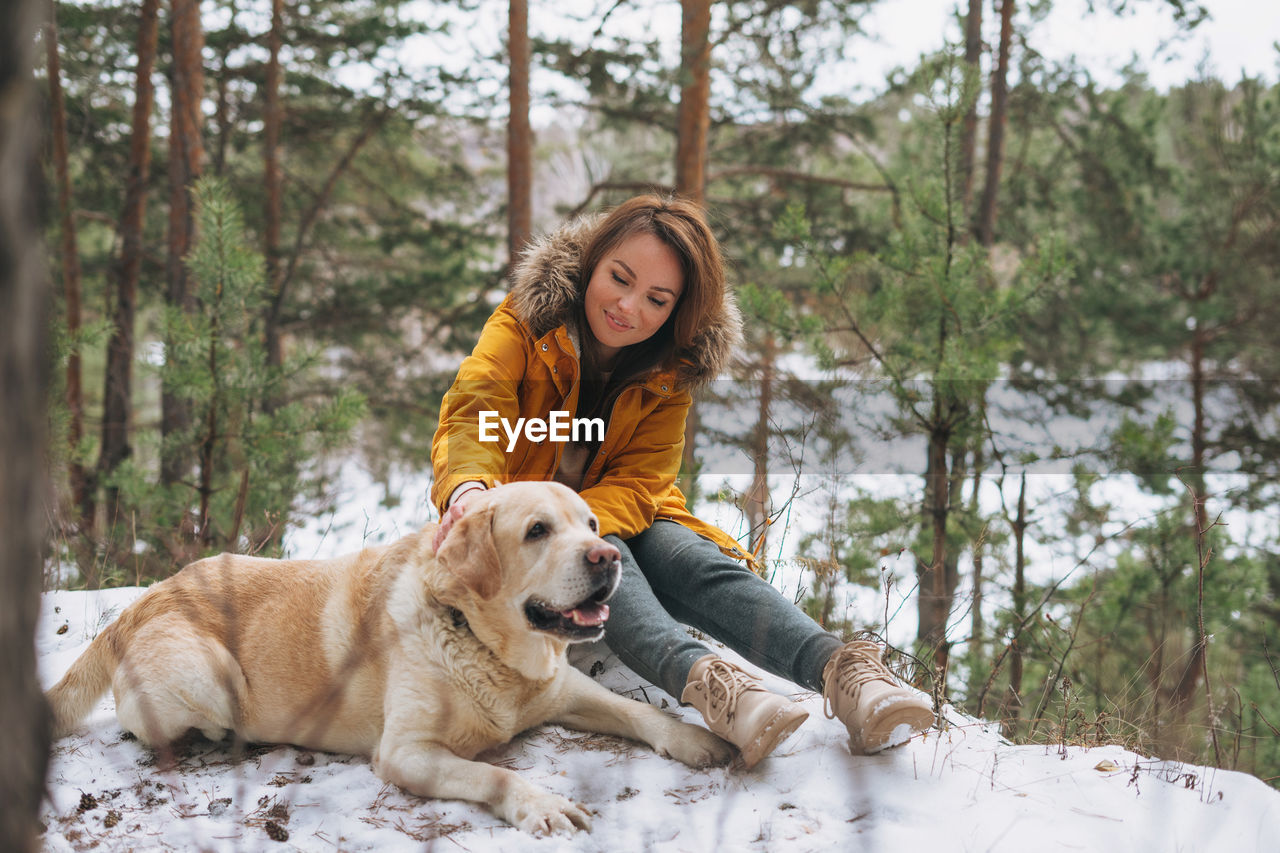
[46,606,136,738]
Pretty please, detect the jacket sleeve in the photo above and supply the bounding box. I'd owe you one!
[430,299,528,514]
[578,386,691,540]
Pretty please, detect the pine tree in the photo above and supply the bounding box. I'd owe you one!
[773,52,1064,677]
[104,178,366,577]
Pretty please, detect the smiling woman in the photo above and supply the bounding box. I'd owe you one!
[431,195,738,557]
[428,195,936,770]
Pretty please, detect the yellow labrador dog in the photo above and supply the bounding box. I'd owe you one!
[47,481,733,834]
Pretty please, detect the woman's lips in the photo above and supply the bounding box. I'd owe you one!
[604,310,632,332]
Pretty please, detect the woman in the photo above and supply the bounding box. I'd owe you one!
[431,195,933,767]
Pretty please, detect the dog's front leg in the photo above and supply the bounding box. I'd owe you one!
[373,737,591,835]
[553,669,735,768]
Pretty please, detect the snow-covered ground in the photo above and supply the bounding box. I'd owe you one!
[38,585,1280,852]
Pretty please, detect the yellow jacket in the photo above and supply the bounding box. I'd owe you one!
[431,215,750,562]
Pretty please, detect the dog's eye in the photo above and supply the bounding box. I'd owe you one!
[588,518,598,532]
[526,522,547,541]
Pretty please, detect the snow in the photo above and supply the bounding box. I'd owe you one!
[37,586,1280,852]
[884,722,915,751]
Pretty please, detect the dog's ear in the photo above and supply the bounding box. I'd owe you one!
[435,504,501,600]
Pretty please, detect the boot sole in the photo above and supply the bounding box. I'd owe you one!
[740,704,809,770]
[858,702,935,755]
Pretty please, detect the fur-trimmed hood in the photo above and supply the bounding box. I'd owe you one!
[506,214,743,389]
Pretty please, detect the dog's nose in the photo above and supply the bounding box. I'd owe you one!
[584,542,621,572]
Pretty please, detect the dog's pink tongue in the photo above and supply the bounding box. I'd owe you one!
[566,603,610,627]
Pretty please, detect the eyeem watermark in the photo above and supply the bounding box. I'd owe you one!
[479,411,604,452]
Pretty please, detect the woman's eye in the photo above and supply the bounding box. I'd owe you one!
[526,521,547,540]
[648,297,667,308]
[611,272,628,286]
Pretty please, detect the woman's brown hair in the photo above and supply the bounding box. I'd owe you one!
[573,195,726,419]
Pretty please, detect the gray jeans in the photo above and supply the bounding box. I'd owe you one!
[603,521,844,699]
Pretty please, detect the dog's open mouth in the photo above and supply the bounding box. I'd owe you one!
[525,583,613,640]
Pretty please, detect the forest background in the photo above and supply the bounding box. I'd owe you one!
[6,0,1279,843]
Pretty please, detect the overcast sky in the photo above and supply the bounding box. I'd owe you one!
[404,0,1278,123]
[858,0,1278,91]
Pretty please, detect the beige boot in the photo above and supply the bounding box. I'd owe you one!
[680,655,808,769]
[822,640,934,754]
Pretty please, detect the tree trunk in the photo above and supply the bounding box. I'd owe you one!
[263,0,284,377]
[212,0,238,175]
[678,397,702,502]
[744,331,776,567]
[0,0,54,842]
[966,445,987,700]
[198,306,221,543]
[943,444,968,613]
[1000,472,1028,737]
[675,0,713,499]
[977,0,1014,246]
[958,0,983,223]
[675,0,712,204]
[1170,323,1210,711]
[99,0,160,535]
[917,404,953,673]
[46,0,90,529]
[507,0,532,260]
[818,488,841,627]
[161,0,205,487]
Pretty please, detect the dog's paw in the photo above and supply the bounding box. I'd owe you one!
[654,721,736,768]
[508,788,592,836]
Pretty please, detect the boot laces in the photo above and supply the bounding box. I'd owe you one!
[699,659,764,725]
[822,641,900,720]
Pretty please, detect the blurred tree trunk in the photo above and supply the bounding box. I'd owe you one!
[675,0,711,204]
[941,444,968,647]
[918,406,955,672]
[675,0,712,499]
[212,0,238,176]
[258,0,286,521]
[958,0,982,224]
[1170,311,1212,712]
[46,0,89,529]
[678,397,703,503]
[999,472,1028,737]
[956,0,993,678]
[263,0,284,382]
[966,445,987,700]
[99,0,160,538]
[977,0,1014,246]
[507,0,532,260]
[161,0,205,487]
[743,331,776,567]
[0,0,53,845]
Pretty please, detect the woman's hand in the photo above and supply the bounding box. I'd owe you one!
[432,484,485,551]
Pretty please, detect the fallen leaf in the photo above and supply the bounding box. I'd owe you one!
[1095,760,1122,773]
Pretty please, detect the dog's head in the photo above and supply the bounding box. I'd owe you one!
[432,482,622,679]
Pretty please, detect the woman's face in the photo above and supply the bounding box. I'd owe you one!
[583,231,684,363]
